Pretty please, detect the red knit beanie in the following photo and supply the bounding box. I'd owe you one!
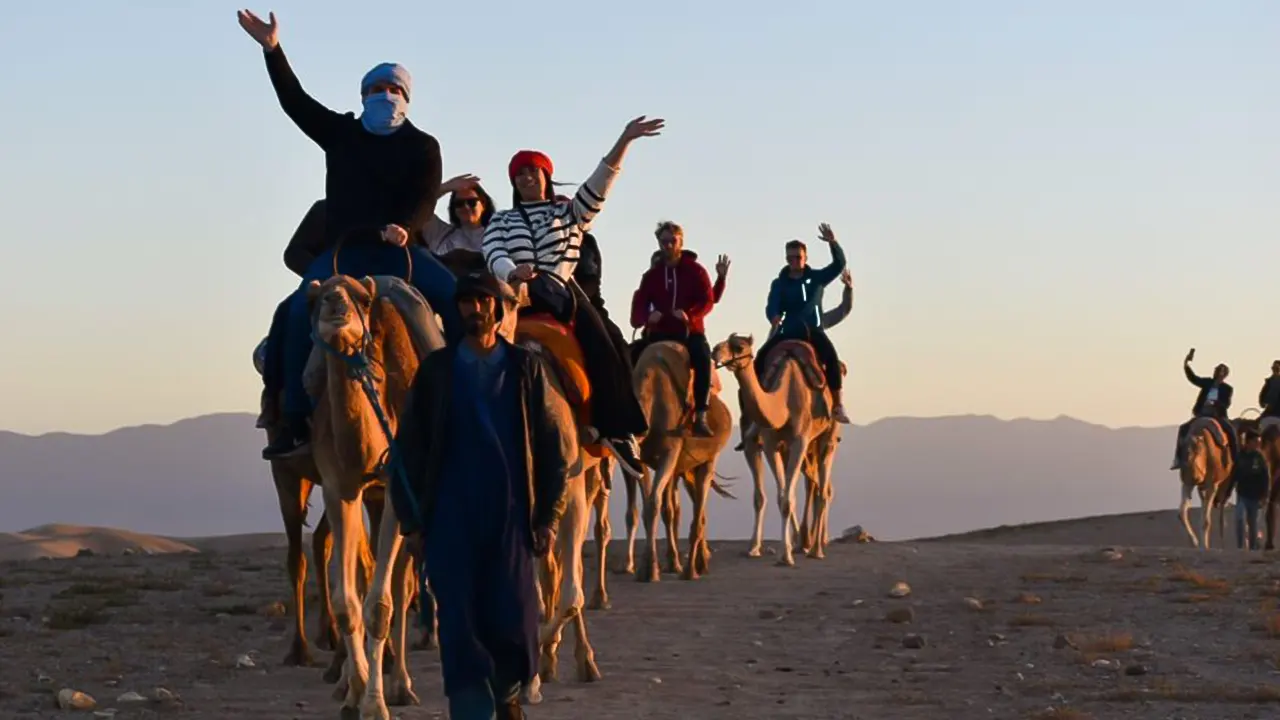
[508,150,554,182]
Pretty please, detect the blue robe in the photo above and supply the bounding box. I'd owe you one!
[422,341,539,705]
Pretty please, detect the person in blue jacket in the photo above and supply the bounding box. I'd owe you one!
[753,223,850,424]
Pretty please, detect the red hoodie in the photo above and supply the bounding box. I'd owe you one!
[630,250,715,336]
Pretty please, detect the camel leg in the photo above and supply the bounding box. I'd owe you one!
[1179,481,1199,549]
[359,490,416,719]
[325,492,370,713]
[636,452,679,583]
[587,473,613,611]
[1199,487,1213,551]
[553,474,601,683]
[617,466,641,575]
[807,443,836,559]
[384,544,420,708]
[682,465,712,581]
[363,493,396,671]
[1267,480,1279,551]
[274,471,316,667]
[313,513,340,654]
[664,475,683,575]
[771,440,809,567]
[798,469,816,554]
[744,441,768,558]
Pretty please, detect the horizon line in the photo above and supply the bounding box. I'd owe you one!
[0,410,1180,440]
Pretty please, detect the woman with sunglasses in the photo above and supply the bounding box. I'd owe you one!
[421,174,497,276]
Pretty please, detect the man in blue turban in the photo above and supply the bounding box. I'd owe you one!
[237,9,462,459]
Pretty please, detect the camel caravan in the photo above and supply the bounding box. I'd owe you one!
[236,8,855,718]
[1172,352,1280,551]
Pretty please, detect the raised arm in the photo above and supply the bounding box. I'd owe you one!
[1184,362,1210,389]
[822,272,854,328]
[712,254,730,303]
[238,11,345,149]
[570,116,666,229]
[810,223,848,286]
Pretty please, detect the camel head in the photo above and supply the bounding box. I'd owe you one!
[306,275,379,354]
[711,333,755,372]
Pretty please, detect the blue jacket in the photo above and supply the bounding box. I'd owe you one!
[765,242,847,335]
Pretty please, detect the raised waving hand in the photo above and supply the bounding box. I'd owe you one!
[237,9,279,50]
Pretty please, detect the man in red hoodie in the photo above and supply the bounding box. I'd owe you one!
[630,221,717,436]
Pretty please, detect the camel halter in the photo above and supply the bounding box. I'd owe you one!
[309,282,423,527]
[714,344,753,370]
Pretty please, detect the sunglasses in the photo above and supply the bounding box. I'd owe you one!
[452,198,481,210]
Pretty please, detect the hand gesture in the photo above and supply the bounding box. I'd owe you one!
[673,309,689,324]
[441,173,481,194]
[647,311,663,326]
[511,264,538,282]
[381,224,409,248]
[1185,348,1196,364]
[840,269,852,288]
[236,9,279,50]
[818,222,837,244]
[620,115,666,142]
[532,526,556,557]
[715,254,731,277]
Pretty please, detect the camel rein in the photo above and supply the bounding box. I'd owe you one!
[309,298,424,530]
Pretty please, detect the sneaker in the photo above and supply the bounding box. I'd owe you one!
[832,405,851,424]
[691,411,713,437]
[605,435,644,479]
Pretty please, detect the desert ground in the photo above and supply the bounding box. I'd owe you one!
[4,512,1280,719]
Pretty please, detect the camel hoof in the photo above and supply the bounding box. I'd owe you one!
[681,568,699,581]
[332,681,349,702]
[358,700,392,720]
[578,658,603,683]
[522,678,543,705]
[411,632,438,651]
[323,661,344,685]
[386,684,420,707]
[665,564,684,576]
[775,557,796,568]
[282,640,316,668]
[587,594,611,611]
[635,566,661,583]
[613,564,636,576]
[744,547,762,558]
[316,626,339,652]
[806,549,826,560]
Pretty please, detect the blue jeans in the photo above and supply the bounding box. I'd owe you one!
[1236,497,1262,550]
[280,240,461,416]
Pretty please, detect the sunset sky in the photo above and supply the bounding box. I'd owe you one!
[0,1,1276,435]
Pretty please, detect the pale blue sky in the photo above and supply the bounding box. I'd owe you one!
[1,1,1277,435]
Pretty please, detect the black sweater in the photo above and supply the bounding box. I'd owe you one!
[264,46,442,256]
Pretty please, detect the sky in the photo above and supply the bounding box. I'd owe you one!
[0,1,1277,436]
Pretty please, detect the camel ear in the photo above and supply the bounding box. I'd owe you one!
[745,333,754,346]
[361,276,377,303]
[306,280,323,302]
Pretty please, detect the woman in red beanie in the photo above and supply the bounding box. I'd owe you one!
[481,115,665,477]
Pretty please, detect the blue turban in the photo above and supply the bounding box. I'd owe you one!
[360,62,412,103]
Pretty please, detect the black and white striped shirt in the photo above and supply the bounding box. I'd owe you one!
[483,160,619,283]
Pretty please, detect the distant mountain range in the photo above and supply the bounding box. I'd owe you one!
[0,413,1179,542]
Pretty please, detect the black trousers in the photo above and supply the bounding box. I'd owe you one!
[1176,415,1238,464]
[753,326,842,392]
[522,275,648,437]
[630,331,713,412]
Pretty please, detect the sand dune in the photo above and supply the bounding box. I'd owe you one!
[0,523,199,561]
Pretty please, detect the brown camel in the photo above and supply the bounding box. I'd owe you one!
[306,274,443,719]
[619,468,736,580]
[629,341,733,582]
[711,333,840,567]
[586,455,616,611]
[505,286,603,705]
[1178,416,1235,549]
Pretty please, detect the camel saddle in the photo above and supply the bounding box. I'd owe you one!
[637,340,723,420]
[1261,416,1280,440]
[515,314,592,414]
[760,340,827,393]
[1187,416,1231,451]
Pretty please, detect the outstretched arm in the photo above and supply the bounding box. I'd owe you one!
[1184,362,1210,389]
[571,116,666,229]
[238,12,345,148]
[822,280,854,329]
[810,223,848,286]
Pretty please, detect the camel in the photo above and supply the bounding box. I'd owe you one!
[586,455,616,611]
[629,341,734,582]
[305,273,444,720]
[1178,416,1236,550]
[503,282,603,703]
[1229,412,1280,548]
[253,345,390,670]
[711,332,840,567]
[618,468,735,579]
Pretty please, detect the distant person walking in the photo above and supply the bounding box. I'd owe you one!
[1228,428,1271,550]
